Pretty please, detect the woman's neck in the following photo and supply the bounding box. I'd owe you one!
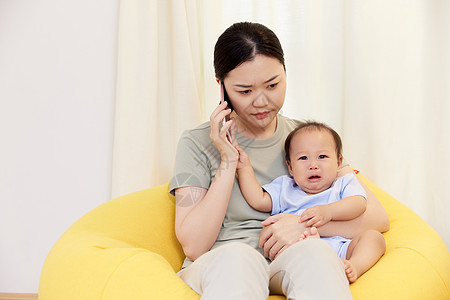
[235,115,278,140]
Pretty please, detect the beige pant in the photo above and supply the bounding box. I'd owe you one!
[178,238,352,300]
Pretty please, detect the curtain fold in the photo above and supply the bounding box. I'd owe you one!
[112,0,203,198]
[342,0,450,250]
[113,0,450,249]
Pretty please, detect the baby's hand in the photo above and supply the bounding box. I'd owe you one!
[235,145,250,170]
[299,205,332,227]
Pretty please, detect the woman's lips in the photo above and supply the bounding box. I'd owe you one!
[253,111,270,119]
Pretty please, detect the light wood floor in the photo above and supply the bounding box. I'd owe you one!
[0,294,38,300]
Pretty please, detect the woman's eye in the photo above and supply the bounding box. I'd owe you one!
[268,83,278,89]
[239,90,251,95]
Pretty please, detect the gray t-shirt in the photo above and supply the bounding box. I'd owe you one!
[170,114,300,264]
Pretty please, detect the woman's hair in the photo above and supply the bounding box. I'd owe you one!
[214,22,285,81]
[284,121,343,163]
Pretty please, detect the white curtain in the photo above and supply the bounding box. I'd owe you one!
[342,0,450,250]
[112,0,204,197]
[113,0,450,249]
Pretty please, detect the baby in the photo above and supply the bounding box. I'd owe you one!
[236,121,386,282]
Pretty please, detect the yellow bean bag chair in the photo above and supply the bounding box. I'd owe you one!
[39,174,450,299]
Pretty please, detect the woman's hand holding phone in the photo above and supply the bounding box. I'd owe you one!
[209,99,237,162]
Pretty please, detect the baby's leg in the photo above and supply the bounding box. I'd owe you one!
[299,226,320,241]
[342,229,386,283]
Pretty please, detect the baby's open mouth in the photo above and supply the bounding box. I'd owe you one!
[308,175,321,181]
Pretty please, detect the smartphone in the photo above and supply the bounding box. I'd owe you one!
[220,81,233,143]
[220,81,234,111]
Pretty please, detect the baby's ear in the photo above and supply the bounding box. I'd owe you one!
[286,160,294,176]
[337,155,343,167]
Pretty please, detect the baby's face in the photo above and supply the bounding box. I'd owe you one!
[287,129,342,194]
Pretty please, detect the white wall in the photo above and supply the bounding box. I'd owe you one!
[0,0,118,293]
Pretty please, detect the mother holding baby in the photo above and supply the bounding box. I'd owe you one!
[170,21,389,300]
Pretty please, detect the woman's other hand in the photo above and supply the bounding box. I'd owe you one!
[259,213,307,260]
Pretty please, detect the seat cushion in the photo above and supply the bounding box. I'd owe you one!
[39,175,450,299]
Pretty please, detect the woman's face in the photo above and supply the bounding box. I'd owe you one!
[223,54,286,138]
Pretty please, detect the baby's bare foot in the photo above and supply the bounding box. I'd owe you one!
[341,258,358,283]
[299,226,320,241]
[309,226,320,238]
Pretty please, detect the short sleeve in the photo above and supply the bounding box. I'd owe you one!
[169,131,212,195]
[262,176,285,215]
[341,173,367,200]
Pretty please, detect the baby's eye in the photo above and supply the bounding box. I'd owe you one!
[299,156,307,160]
[318,155,328,159]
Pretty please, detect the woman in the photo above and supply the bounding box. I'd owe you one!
[170,22,389,299]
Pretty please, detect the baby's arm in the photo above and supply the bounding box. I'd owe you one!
[300,195,367,228]
[236,146,272,212]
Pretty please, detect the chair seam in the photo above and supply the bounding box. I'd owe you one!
[393,246,449,296]
[99,248,149,300]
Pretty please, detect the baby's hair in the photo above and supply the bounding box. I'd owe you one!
[284,121,343,162]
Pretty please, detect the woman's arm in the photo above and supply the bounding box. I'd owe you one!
[175,162,235,260]
[321,166,390,235]
[174,102,238,261]
[299,195,367,228]
[259,167,390,260]
[318,174,390,237]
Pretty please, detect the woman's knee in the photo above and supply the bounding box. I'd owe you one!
[180,243,270,299]
[275,239,340,270]
[206,243,270,296]
[211,242,268,267]
[270,239,350,298]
